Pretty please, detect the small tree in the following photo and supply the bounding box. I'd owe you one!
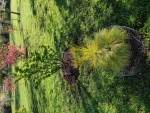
[70,27,131,75]
[14,45,62,87]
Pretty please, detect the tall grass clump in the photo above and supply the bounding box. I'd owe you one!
[70,27,131,75]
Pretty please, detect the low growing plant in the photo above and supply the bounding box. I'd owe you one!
[70,27,131,75]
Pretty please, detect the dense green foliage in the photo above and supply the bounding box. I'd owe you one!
[14,46,62,87]
[70,27,131,75]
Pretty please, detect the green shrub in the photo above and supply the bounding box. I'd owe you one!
[70,27,131,75]
[14,46,62,87]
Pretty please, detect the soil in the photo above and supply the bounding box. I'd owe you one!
[120,26,147,76]
[62,49,79,84]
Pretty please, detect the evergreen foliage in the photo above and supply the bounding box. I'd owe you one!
[70,27,131,75]
[14,46,62,87]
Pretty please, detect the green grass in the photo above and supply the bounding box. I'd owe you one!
[10,0,150,113]
[10,0,69,113]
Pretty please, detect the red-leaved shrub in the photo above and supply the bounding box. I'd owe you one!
[0,44,27,69]
[5,44,22,65]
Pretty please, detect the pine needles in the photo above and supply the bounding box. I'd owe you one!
[70,27,131,75]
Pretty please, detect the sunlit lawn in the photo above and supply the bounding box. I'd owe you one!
[10,0,71,113]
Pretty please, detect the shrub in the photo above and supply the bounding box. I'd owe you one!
[5,44,23,65]
[70,27,131,75]
[14,46,62,87]
[0,44,26,69]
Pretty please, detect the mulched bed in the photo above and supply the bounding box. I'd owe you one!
[118,26,147,76]
[62,49,79,84]
[62,26,148,84]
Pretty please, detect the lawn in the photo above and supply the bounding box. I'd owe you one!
[10,0,150,113]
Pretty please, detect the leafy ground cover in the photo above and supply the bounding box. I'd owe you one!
[10,0,150,113]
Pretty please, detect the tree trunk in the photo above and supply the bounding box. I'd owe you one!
[0,10,20,15]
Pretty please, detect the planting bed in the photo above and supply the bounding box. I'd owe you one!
[62,49,79,84]
[118,26,147,76]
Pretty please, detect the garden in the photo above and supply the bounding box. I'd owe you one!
[0,0,150,113]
